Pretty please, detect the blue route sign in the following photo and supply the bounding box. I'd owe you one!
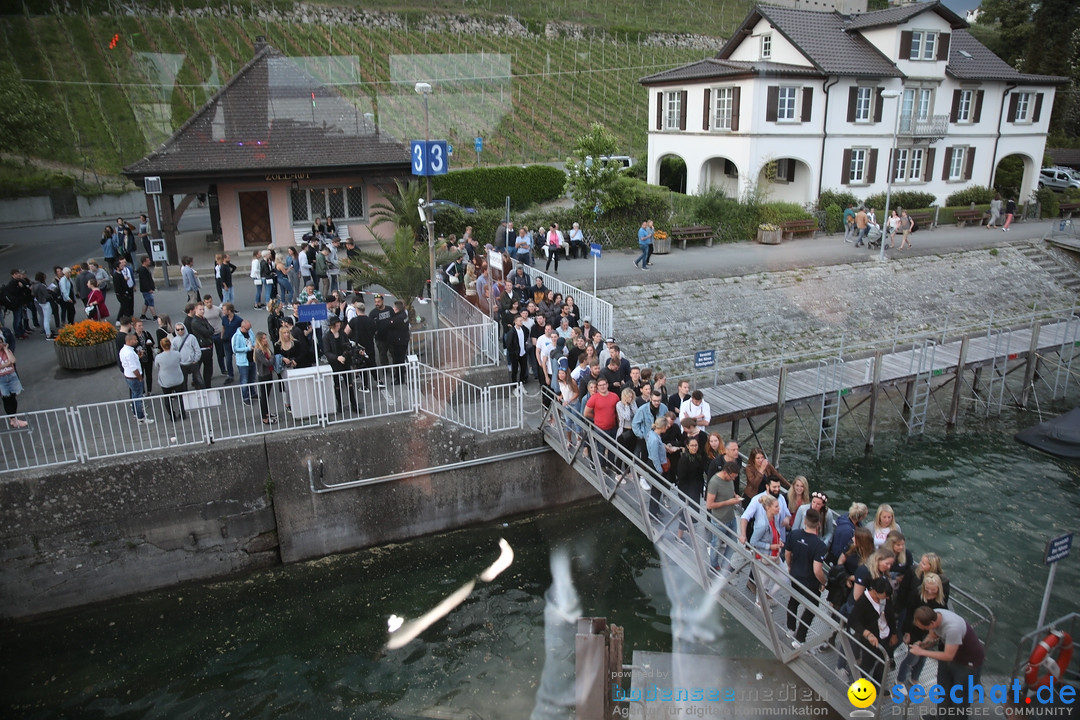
[590,243,602,258]
[474,136,483,153]
[694,350,716,369]
[410,140,449,177]
[1046,533,1073,565]
[297,302,328,323]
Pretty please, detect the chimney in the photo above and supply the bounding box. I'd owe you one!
[254,35,267,56]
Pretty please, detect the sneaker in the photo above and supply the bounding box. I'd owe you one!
[639,478,650,491]
[137,417,155,425]
[791,640,802,649]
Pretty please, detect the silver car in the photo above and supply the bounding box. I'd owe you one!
[1038,166,1080,191]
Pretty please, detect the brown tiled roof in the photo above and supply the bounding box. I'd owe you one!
[640,58,823,85]
[847,0,966,30]
[947,29,1070,86]
[717,5,903,79]
[1047,149,1080,169]
[124,46,410,179]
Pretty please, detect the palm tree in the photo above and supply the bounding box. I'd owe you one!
[341,227,451,319]
[369,179,424,241]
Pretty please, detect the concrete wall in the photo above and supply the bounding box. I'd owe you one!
[0,417,590,620]
[0,191,146,225]
[0,195,54,224]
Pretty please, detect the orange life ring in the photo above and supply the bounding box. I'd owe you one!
[1025,630,1073,689]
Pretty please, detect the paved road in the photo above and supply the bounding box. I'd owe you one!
[0,210,1065,417]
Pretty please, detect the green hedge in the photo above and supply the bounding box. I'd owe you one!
[944,186,995,206]
[432,165,566,210]
[935,204,990,226]
[863,190,936,212]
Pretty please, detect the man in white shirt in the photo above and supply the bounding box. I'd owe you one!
[119,333,154,424]
[535,326,557,387]
[739,476,790,544]
[680,390,711,429]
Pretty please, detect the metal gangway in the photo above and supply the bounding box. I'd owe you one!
[540,397,995,718]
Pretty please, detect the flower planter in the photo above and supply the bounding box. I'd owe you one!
[757,229,782,245]
[652,236,672,254]
[55,340,117,370]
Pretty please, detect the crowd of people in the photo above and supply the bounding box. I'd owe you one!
[541,363,982,705]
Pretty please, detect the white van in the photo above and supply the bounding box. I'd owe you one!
[584,155,634,171]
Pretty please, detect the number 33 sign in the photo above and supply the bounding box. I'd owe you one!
[410,140,449,177]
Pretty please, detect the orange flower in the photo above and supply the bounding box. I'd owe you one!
[55,320,119,347]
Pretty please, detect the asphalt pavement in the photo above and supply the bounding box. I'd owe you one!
[0,209,1061,416]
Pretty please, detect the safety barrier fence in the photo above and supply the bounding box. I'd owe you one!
[412,321,500,369]
[0,359,522,474]
[507,259,614,341]
[539,393,994,719]
[434,279,491,329]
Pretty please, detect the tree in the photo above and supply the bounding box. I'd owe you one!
[341,226,449,319]
[369,179,424,241]
[0,63,58,157]
[563,122,624,214]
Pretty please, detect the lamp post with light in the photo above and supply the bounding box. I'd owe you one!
[879,89,902,263]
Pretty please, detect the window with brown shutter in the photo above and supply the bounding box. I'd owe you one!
[899,31,913,60]
[867,149,878,184]
[936,33,950,61]
[679,90,687,131]
[874,87,884,123]
[950,90,961,123]
[847,87,858,123]
[964,147,975,180]
[1007,93,1018,123]
[703,89,711,131]
[731,88,741,131]
[1033,93,1044,122]
[923,148,935,182]
[941,147,953,181]
[973,90,984,123]
[656,92,663,130]
[802,88,813,122]
[842,148,852,185]
[766,86,779,122]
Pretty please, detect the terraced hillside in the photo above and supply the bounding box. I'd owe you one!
[0,10,732,176]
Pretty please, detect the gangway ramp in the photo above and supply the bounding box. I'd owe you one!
[540,398,995,718]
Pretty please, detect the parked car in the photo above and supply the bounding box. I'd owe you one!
[1038,167,1080,192]
[428,199,477,215]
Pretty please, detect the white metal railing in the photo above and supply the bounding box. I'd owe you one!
[412,322,500,369]
[2,359,523,474]
[435,279,491,328]
[417,363,523,433]
[509,259,614,340]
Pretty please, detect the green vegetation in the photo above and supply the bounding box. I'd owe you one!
[433,165,565,210]
[863,190,936,212]
[563,122,624,214]
[945,186,996,206]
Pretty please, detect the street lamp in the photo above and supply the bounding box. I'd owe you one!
[414,82,437,308]
[879,89,902,263]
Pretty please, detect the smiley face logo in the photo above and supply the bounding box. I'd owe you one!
[847,678,876,709]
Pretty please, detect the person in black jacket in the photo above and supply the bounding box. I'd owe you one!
[369,294,393,366]
[3,269,33,339]
[184,302,215,389]
[323,317,357,412]
[504,314,529,384]
[387,301,410,382]
[848,576,898,686]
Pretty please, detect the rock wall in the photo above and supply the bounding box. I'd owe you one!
[0,417,589,620]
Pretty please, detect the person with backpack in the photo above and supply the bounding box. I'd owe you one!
[100,226,120,272]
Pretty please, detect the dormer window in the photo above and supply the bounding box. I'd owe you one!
[761,34,772,59]
[901,30,949,62]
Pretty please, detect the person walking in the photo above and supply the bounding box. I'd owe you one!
[119,333,154,424]
[987,193,1002,230]
[181,256,201,304]
[136,256,157,321]
[785,508,829,647]
[897,210,913,250]
[1002,197,1017,231]
[634,220,653,270]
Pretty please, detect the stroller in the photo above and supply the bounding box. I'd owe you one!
[865,223,885,250]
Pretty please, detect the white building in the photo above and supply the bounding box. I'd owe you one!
[640,1,1068,206]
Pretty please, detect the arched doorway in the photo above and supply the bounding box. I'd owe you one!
[701,157,740,197]
[658,154,687,194]
[755,158,813,205]
[993,153,1034,202]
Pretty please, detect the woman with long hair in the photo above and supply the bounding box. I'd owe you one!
[154,336,186,421]
[897,571,948,686]
[0,337,28,428]
[253,331,276,425]
[744,448,788,504]
[852,547,896,605]
[553,366,579,446]
[871,503,901,548]
[785,475,810,528]
[704,432,725,477]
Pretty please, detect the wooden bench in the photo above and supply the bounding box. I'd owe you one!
[292,224,350,245]
[669,225,715,250]
[953,209,985,227]
[780,219,817,240]
[908,211,934,230]
[1060,202,1080,217]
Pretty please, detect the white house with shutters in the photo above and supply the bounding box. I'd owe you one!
[640,1,1068,206]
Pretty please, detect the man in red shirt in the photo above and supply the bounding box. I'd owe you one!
[584,377,619,435]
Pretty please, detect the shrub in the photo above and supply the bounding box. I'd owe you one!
[432,165,566,210]
[817,189,861,212]
[825,203,843,233]
[863,190,937,211]
[757,202,815,225]
[945,186,996,206]
[1035,187,1058,218]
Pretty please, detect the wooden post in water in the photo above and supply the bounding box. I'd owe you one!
[773,367,787,463]
[865,351,882,451]
[947,335,969,427]
[902,380,915,424]
[1020,322,1042,409]
[730,418,740,445]
[575,617,622,720]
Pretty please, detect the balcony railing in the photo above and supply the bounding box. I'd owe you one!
[898,113,949,138]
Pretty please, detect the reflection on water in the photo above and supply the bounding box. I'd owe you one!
[2,410,1078,718]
